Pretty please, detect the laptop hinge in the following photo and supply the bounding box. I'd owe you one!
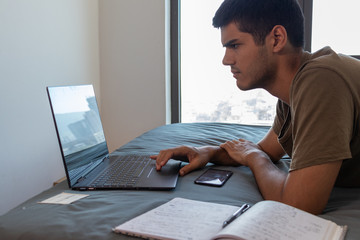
[77,176,86,183]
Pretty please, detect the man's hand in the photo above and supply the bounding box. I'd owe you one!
[220,139,269,166]
[150,146,211,176]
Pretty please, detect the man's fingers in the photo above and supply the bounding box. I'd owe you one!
[155,151,172,170]
[150,155,164,171]
[220,141,234,150]
[154,146,189,170]
[179,162,200,176]
[153,146,208,175]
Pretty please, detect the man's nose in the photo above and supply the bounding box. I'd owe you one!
[222,49,235,66]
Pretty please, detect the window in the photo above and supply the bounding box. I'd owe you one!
[177,0,277,125]
[311,0,360,56]
[171,0,360,124]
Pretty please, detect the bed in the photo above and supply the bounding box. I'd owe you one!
[0,122,359,239]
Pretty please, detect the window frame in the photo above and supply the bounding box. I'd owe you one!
[170,0,180,123]
[170,0,359,123]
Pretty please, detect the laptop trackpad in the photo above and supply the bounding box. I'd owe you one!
[137,160,180,189]
[145,160,180,177]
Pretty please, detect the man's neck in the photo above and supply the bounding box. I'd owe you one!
[266,49,305,104]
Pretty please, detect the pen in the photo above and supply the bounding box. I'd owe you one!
[222,203,250,228]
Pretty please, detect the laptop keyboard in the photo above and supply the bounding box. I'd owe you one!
[92,155,151,187]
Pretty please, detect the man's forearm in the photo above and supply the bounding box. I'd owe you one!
[200,146,241,166]
[247,154,287,201]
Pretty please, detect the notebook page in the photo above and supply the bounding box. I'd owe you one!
[113,197,239,240]
[214,200,338,240]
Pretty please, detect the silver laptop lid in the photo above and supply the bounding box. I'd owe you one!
[47,85,109,187]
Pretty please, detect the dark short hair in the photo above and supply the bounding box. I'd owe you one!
[213,0,305,48]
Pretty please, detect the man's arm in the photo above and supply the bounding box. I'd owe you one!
[152,145,240,176]
[246,152,342,214]
[220,128,342,214]
[257,127,286,162]
[152,127,283,175]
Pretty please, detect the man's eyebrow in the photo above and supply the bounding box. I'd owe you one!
[223,39,238,48]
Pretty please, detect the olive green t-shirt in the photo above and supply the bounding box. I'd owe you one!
[273,47,360,187]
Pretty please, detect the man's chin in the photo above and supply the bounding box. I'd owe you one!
[236,82,253,91]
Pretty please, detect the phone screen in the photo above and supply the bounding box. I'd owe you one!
[194,169,233,187]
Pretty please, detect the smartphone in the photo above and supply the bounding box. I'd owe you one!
[194,168,233,187]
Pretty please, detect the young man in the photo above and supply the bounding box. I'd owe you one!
[152,0,360,214]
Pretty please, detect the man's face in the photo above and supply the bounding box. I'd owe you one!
[221,22,276,91]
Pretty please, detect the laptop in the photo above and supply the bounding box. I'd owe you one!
[47,84,181,190]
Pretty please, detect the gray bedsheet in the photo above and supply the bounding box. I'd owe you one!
[0,123,359,239]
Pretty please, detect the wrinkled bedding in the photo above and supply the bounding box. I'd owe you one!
[0,123,359,239]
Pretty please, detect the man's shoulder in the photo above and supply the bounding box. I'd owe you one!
[292,47,360,93]
[302,47,360,72]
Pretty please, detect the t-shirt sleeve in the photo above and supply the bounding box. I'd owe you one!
[289,67,353,171]
[272,100,285,136]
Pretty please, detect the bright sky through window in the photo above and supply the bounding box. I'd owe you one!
[312,0,360,55]
[180,0,277,125]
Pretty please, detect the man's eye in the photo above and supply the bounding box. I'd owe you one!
[230,44,240,49]
[223,42,241,49]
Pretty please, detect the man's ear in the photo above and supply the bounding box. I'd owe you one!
[270,25,288,52]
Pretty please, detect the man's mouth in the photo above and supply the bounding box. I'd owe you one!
[231,67,240,75]
[231,70,241,78]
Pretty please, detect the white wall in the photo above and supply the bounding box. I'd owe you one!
[99,0,168,152]
[0,0,169,216]
[0,0,100,215]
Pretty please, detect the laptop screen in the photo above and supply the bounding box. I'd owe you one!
[47,85,109,186]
